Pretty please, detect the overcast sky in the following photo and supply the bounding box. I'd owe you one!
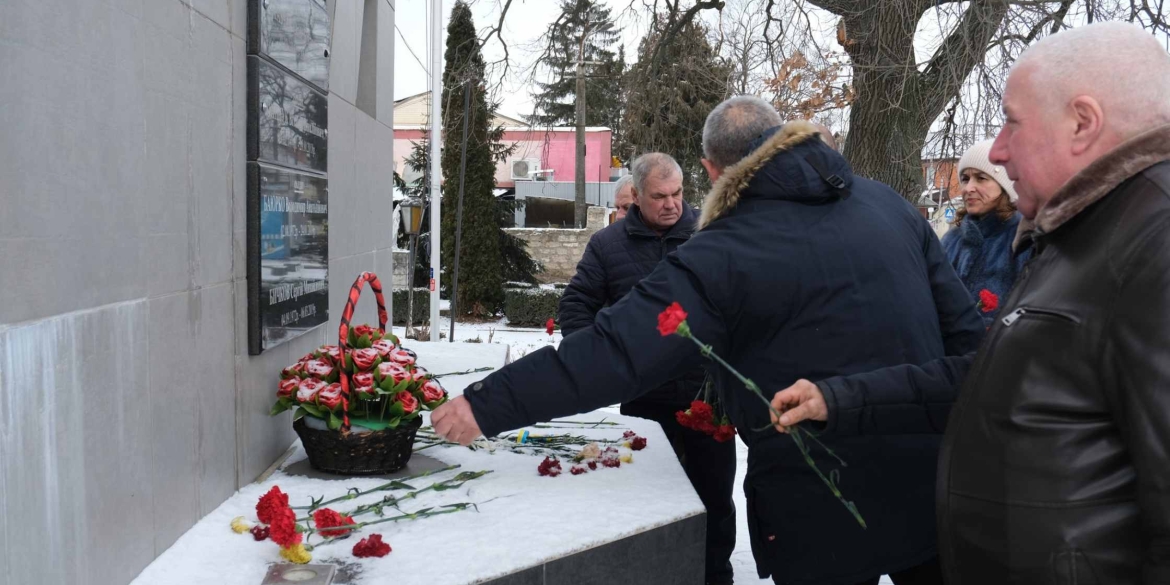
[392,0,649,120]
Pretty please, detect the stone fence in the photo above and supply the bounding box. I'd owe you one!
[505,206,610,283]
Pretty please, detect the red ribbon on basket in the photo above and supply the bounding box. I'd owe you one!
[337,272,389,431]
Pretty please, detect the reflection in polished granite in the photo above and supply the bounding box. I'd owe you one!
[249,56,328,173]
[250,0,331,91]
[247,162,329,354]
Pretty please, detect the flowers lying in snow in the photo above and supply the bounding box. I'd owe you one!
[537,457,563,477]
[230,516,251,534]
[538,433,647,476]
[353,534,392,558]
[236,470,489,562]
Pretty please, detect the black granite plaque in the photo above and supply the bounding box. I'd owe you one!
[247,163,330,355]
[249,0,331,91]
[248,56,328,174]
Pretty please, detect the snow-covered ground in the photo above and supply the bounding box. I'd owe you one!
[130,342,704,585]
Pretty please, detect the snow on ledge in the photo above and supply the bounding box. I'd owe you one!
[130,342,703,585]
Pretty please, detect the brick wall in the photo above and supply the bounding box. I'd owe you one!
[506,207,609,283]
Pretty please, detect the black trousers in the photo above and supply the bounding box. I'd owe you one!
[848,557,944,585]
[621,401,738,584]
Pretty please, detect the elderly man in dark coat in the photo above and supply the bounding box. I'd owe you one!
[433,95,983,585]
[771,22,1170,585]
[558,151,737,585]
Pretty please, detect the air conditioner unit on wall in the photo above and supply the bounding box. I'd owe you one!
[510,158,541,181]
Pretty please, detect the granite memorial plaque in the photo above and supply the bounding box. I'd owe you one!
[248,56,328,174]
[247,163,330,355]
[248,0,331,91]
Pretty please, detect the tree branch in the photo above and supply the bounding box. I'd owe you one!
[920,1,1010,112]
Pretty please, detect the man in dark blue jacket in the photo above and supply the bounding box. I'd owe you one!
[433,100,984,584]
[558,152,737,585]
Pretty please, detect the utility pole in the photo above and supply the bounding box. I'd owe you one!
[574,26,590,229]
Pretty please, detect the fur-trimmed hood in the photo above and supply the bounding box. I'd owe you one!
[699,120,850,230]
[1015,123,1170,248]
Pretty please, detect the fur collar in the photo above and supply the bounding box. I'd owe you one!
[698,120,822,230]
[1014,123,1170,249]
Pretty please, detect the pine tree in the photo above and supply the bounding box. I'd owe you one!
[440,2,533,316]
[531,0,624,153]
[623,19,730,203]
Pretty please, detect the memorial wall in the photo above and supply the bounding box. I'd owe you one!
[0,1,397,584]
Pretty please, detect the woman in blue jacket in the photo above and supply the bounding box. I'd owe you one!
[941,139,1030,325]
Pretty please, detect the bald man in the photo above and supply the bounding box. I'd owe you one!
[771,22,1170,584]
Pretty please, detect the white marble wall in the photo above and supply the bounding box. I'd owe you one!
[0,1,396,583]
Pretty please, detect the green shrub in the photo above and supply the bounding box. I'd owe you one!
[504,287,563,327]
[392,288,431,326]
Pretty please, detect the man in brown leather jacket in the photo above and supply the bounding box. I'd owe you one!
[770,22,1170,584]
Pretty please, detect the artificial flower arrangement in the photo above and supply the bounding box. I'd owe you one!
[270,323,448,432]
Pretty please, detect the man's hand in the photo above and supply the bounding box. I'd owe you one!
[430,396,483,446]
[770,379,828,433]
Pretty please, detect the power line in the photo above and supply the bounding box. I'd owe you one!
[397,21,431,78]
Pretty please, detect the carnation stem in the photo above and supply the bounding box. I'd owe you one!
[680,331,867,529]
[291,464,461,511]
[306,503,476,549]
[299,471,492,524]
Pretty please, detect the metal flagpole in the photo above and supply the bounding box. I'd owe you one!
[428,0,443,341]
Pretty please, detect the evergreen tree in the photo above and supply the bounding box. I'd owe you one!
[531,0,624,153]
[440,2,534,316]
[623,19,730,203]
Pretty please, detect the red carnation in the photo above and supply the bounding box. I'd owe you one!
[256,486,289,524]
[977,289,999,313]
[713,424,737,443]
[268,506,302,547]
[250,525,270,541]
[689,400,713,420]
[587,460,598,470]
[313,508,356,538]
[622,430,637,439]
[676,410,696,429]
[353,534,392,558]
[538,457,563,477]
[601,457,621,468]
[657,302,689,337]
[570,465,588,475]
[546,318,555,336]
[630,436,648,450]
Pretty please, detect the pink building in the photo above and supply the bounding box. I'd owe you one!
[392,92,613,190]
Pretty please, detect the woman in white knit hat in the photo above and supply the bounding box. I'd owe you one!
[940,138,1032,325]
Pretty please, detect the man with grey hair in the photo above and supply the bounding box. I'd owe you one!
[700,95,783,180]
[433,94,983,584]
[611,174,635,221]
[557,152,737,585]
[771,21,1170,583]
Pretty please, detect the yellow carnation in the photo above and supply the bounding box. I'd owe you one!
[620,454,633,464]
[280,543,312,564]
[230,516,251,534]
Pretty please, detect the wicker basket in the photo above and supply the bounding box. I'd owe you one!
[295,271,421,476]
[294,415,423,475]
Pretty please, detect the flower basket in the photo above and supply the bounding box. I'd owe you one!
[293,415,424,475]
[271,272,449,476]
